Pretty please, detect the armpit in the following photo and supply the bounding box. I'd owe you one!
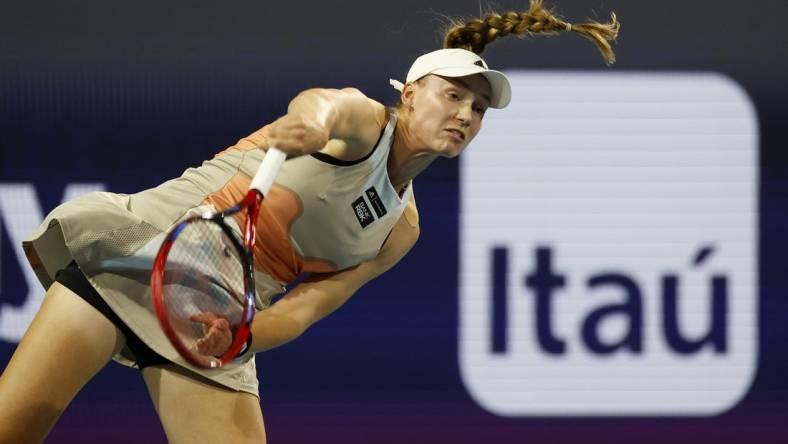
[403,192,419,228]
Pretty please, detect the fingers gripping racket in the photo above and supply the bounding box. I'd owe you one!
[151,148,287,368]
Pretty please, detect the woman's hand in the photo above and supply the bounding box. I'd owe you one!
[190,312,233,358]
[257,114,330,157]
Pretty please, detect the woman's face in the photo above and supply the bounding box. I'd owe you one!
[404,74,492,158]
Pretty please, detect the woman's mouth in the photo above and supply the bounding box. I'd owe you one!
[445,129,465,142]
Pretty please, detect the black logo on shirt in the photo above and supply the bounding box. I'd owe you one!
[365,186,387,218]
[352,197,375,228]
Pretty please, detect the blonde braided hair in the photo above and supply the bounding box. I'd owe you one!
[443,0,620,64]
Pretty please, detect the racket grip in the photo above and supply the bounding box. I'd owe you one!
[250,148,287,195]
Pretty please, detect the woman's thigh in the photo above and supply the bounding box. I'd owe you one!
[0,282,125,444]
[143,365,266,444]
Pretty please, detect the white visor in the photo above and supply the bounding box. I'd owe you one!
[389,48,511,109]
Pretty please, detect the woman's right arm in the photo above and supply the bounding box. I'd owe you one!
[256,87,385,159]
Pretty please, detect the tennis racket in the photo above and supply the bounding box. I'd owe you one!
[151,148,287,369]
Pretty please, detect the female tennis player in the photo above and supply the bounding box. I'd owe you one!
[0,2,618,442]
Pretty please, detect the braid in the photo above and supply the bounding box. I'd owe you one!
[443,0,620,64]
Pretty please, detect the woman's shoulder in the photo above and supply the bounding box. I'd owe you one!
[302,86,384,119]
[329,87,387,132]
[216,87,387,160]
[311,87,388,162]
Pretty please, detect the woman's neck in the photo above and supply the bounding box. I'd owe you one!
[387,111,438,192]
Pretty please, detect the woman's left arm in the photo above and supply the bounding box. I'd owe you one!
[248,199,420,353]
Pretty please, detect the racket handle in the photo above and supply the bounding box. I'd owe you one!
[250,148,287,195]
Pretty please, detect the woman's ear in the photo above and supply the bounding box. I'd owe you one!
[401,82,417,110]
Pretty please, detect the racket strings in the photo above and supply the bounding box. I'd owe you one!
[162,220,246,350]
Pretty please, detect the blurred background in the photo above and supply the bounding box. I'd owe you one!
[1,0,787,442]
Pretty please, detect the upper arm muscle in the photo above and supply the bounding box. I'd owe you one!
[316,88,385,160]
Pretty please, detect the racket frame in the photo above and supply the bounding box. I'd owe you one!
[151,194,259,368]
[151,148,286,369]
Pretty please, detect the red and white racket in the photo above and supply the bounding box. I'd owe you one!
[151,148,286,368]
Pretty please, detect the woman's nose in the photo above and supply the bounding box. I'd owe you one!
[455,104,472,126]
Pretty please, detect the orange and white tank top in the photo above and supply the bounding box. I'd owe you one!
[202,113,413,283]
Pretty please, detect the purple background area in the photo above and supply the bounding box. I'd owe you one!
[2,1,788,442]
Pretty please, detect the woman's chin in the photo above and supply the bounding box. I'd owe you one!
[429,140,465,158]
[441,144,465,158]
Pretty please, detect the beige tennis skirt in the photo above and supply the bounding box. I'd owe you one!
[22,191,284,395]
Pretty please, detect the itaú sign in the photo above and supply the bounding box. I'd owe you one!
[459,71,757,416]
